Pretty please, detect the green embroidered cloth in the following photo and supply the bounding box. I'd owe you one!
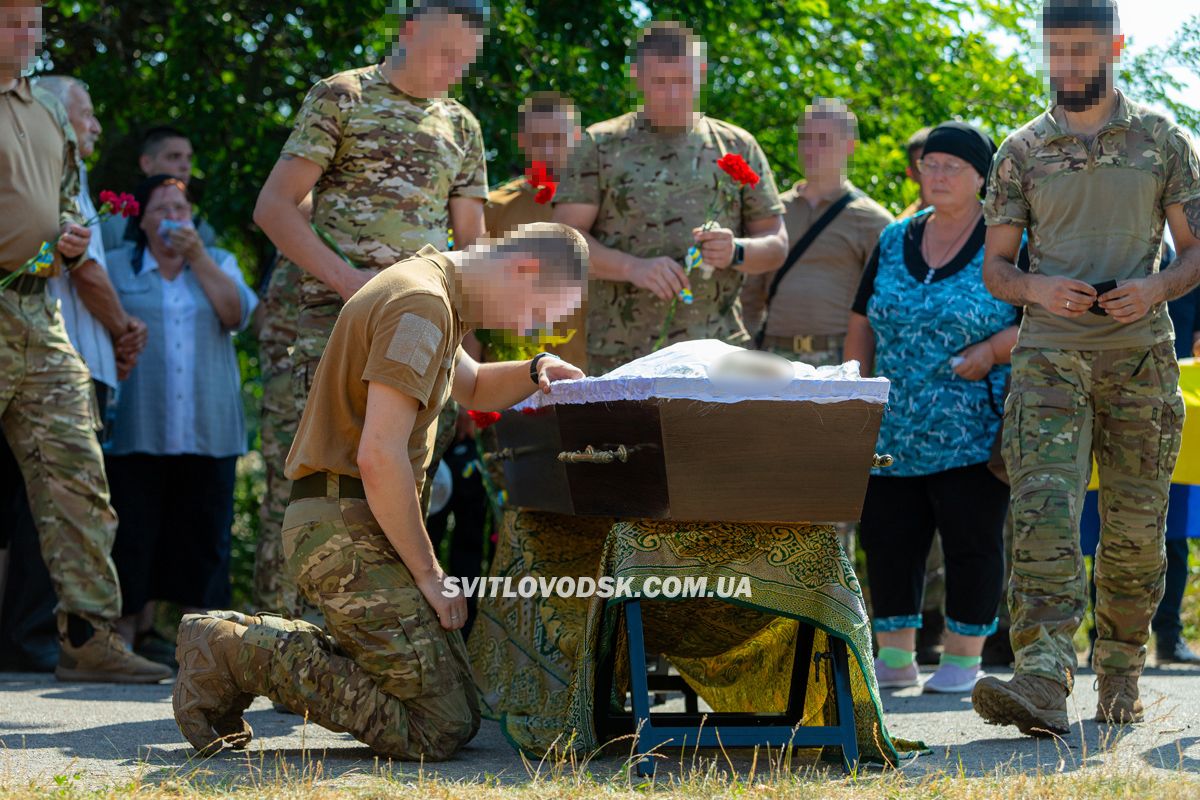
[467,511,924,764]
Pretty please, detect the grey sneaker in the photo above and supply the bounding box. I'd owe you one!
[923,662,984,694]
[873,657,919,689]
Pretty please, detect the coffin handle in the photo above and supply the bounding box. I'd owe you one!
[557,445,629,464]
[872,453,895,469]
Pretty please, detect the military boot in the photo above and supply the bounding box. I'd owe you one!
[55,615,173,684]
[1095,674,1144,724]
[972,673,1070,737]
[173,611,267,755]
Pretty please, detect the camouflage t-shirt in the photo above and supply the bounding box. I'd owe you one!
[985,91,1200,350]
[555,112,784,367]
[283,64,488,309]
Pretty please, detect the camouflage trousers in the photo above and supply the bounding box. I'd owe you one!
[1003,343,1183,686]
[235,488,480,760]
[254,258,302,615]
[0,289,121,625]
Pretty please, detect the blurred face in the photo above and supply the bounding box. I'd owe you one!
[140,137,193,182]
[0,2,40,76]
[1044,26,1122,112]
[140,183,193,253]
[800,117,854,177]
[632,53,704,129]
[471,256,583,336]
[66,83,101,159]
[397,12,483,97]
[517,110,580,174]
[916,152,983,210]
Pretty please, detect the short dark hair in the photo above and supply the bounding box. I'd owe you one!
[491,222,589,286]
[1042,0,1120,34]
[400,0,489,29]
[906,126,933,161]
[140,125,189,158]
[633,21,699,64]
[517,91,577,133]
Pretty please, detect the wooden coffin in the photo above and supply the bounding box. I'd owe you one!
[493,397,885,523]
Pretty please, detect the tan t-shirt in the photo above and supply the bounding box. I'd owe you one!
[285,246,469,496]
[0,78,79,274]
[740,181,893,338]
[986,92,1200,350]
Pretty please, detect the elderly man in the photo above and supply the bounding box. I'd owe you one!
[553,21,788,375]
[0,0,169,683]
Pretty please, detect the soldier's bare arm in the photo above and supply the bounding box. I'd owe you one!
[358,381,467,630]
[984,224,1095,317]
[254,155,370,302]
[553,201,689,301]
[451,349,584,410]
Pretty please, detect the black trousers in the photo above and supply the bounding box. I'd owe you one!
[425,440,487,636]
[859,462,1009,633]
[105,453,236,614]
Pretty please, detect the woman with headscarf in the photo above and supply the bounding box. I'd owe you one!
[104,174,258,650]
[845,122,1021,694]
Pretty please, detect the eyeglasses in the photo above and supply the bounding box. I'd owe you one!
[917,159,970,177]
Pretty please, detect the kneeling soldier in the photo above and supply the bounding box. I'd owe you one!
[171,222,588,759]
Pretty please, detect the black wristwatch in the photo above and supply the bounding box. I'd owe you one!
[733,241,745,267]
[530,352,554,384]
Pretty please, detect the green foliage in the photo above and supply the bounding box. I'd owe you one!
[36,2,1199,608]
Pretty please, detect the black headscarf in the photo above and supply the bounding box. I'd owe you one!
[922,121,997,181]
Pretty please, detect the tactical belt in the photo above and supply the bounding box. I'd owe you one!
[759,333,845,354]
[2,272,48,296]
[289,472,367,502]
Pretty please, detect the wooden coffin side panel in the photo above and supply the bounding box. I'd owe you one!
[554,401,670,518]
[495,407,574,515]
[660,399,883,523]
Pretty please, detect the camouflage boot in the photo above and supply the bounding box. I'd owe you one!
[972,673,1070,737]
[173,611,266,755]
[1095,675,1144,724]
[55,616,173,684]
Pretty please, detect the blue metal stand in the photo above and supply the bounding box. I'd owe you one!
[612,598,859,777]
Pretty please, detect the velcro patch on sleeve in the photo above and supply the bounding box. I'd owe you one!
[385,313,443,374]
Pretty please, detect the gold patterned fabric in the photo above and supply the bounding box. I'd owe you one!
[469,514,923,764]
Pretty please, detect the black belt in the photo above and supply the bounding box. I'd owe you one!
[289,472,367,502]
[2,272,48,296]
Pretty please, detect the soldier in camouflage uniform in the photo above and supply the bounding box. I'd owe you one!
[172,224,588,759]
[553,21,787,376]
[973,0,1200,735]
[253,255,303,615]
[250,4,490,599]
[0,3,169,684]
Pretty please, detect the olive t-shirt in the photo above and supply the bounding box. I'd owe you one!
[985,92,1200,350]
[285,245,469,496]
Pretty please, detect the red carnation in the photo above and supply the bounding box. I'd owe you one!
[120,194,140,218]
[525,161,557,205]
[717,153,760,187]
[467,410,502,429]
[98,189,118,208]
